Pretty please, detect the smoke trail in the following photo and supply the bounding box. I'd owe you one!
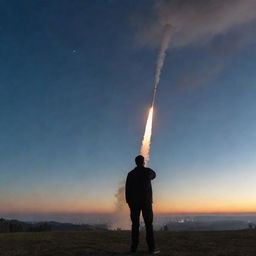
[153,24,172,101]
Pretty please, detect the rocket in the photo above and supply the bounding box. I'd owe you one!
[151,83,157,107]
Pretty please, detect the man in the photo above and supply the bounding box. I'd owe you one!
[125,155,160,254]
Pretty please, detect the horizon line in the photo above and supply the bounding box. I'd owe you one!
[2,210,256,216]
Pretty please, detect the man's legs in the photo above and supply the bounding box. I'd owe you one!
[129,206,141,252]
[142,204,155,251]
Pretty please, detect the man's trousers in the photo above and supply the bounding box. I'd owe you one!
[129,204,155,251]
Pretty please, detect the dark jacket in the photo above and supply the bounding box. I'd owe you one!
[125,166,156,207]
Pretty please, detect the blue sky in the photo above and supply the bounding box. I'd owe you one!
[0,0,256,217]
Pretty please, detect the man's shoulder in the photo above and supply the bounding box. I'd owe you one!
[127,169,136,176]
[128,167,154,172]
[127,167,155,175]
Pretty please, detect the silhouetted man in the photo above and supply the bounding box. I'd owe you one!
[125,155,159,254]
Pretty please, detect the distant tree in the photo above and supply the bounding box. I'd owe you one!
[0,218,26,233]
[28,222,52,232]
[0,218,9,232]
[9,221,24,232]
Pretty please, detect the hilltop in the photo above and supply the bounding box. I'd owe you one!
[0,218,108,232]
[0,229,256,256]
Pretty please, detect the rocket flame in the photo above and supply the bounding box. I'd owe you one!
[140,106,154,166]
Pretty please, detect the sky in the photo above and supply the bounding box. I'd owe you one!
[1,0,256,221]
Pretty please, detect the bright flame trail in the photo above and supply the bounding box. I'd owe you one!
[140,24,172,165]
[140,107,154,166]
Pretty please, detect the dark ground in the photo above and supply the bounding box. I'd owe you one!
[0,230,256,256]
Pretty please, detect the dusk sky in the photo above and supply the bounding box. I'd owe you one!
[1,0,256,220]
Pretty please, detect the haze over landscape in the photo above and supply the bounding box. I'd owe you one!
[1,0,256,224]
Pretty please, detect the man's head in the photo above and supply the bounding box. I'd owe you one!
[135,155,145,167]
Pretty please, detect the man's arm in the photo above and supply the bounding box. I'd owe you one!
[148,168,156,180]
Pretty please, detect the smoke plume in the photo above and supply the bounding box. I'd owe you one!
[133,0,256,88]
[115,181,126,211]
[113,180,129,230]
[137,0,256,48]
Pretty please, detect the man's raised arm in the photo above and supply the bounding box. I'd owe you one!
[148,168,156,180]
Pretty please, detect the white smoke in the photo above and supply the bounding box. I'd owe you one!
[134,0,256,88]
[153,24,172,90]
[111,180,131,230]
[136,0,256,48]
[112,181,129,230]
[115,181,126,211]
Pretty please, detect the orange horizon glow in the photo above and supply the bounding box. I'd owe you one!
[2,188,256,215]
[154,201,256,214]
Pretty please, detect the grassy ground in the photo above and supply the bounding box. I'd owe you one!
[0,230,256,256]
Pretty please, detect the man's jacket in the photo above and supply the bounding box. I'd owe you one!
[125,166,156,207]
